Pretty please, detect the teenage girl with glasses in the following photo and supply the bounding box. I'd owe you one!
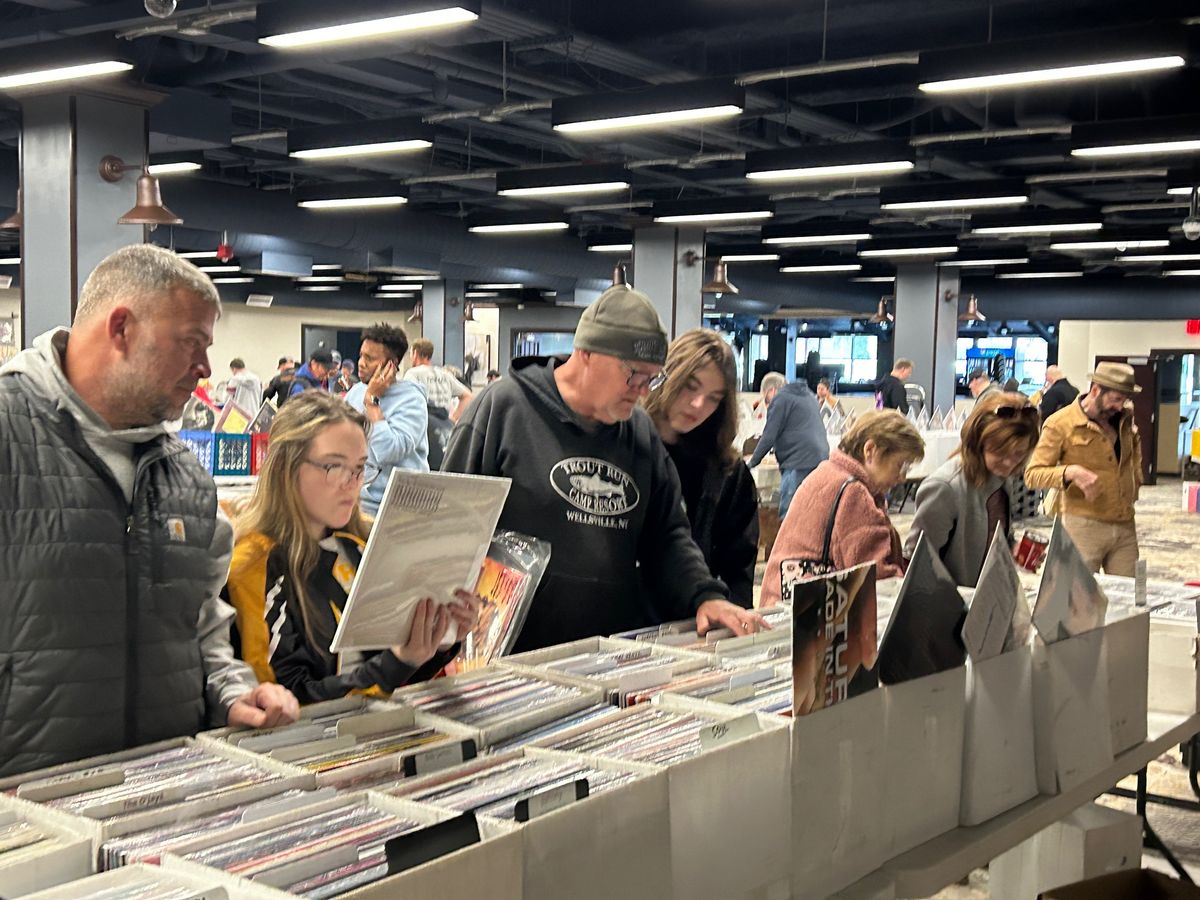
[223,391,480,704]
[904,392,1041,587]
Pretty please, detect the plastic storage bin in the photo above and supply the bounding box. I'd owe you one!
[178,430,214,473]
[214,433,252,476]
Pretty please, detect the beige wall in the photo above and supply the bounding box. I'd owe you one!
[1057,320,1200,390]
[0,288,18,366]
[208,302,423,384]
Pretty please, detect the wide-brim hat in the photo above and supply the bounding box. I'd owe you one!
[1088,361,1141,394]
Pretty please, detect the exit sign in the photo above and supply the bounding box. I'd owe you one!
[1188,320,1200,335]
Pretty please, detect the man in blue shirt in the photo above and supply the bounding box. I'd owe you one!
[345,323,430,514]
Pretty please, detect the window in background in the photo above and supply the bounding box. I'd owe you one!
[798,334,878,385]
[513,330,575,358]
[1014,337,1048,391]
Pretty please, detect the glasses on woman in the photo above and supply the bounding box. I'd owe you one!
[620,360,668,392]
[304,459,380,488]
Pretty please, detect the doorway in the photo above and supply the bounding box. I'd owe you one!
[1094,355,1159,486]
[302,325,366,369]
[1151,348,1200,478]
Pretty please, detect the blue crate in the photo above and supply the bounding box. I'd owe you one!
[178,430,215,473]
[213,434,252,476]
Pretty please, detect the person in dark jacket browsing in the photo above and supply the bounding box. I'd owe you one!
[748,373,830,519]
[441,285,768,651]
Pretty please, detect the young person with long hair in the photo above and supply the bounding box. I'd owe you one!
[223,391,479,704]
[905,392,1040,586]
[643,328,759,607]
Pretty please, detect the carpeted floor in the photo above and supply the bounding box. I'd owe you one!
[754,478,1200,898]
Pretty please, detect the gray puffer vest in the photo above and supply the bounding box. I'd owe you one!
[0,373,220,776]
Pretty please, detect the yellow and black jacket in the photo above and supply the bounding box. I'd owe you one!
[222,530,454,705]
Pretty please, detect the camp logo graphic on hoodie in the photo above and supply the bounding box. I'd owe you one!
[550,457,640,525]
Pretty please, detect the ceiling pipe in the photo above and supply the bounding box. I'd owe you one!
[910,125,1072,146]
[736,53,921,86]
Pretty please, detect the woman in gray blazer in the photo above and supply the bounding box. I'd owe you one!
[905,393,1040,586]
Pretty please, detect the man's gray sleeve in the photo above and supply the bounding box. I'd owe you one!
[200,509,257,724]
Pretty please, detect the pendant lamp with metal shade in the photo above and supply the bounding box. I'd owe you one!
[868,295,894,324]
[958,294,987,322]
[99,156,182,227]
[611,261,631,287]
[702,258,739,296]
[1,189,22,231]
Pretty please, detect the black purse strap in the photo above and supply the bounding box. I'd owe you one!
[819,477,858,568]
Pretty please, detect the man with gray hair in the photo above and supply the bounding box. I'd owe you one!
[443,284,766,651]
[748,372,829,519]
[0,244,298,776]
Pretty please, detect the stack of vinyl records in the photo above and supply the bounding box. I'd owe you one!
[546,707,715,766]
[399,671,587,730]
[489,705,622,752]
[673,668,792,716]
[0,815,67,867]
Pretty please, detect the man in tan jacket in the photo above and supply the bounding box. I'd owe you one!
[1025,361,1143,575]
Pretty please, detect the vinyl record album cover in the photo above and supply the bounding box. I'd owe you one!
[215,401,252,435]
[961,525,1032,661]
[787,562,879,716]
[1032,518,1109,643]
[247,399,278,435]
[877,534,967,685]
[180,394,218,431]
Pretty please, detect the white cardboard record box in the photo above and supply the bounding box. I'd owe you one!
[500,635,712,696]
[960,647,1038,826]
[533,695,792,900]
[0,795,92,897]
[161,791,523,900]
[381,745,672,900]
[1148,619,1200,715]
[22,861,278,900]
[198,696,370,744]
[790,688,889,900]
[1031,628,1115,795]
[1103,611,1149,754]
[390,666,605,749]
[881,666,966,857]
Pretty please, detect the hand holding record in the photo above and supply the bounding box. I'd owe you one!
[392,598,452,667]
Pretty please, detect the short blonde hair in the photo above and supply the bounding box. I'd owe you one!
[411,338,434,359]
[839,409,925,464]
[76,244,220,324]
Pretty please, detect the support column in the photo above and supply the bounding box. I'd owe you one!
[766,319,799,380]
[893,264,960,413]
[20,94,147,345]
[632,225,705,339]
[422,278,466,367]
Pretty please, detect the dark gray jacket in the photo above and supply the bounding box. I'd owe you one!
[0,334,254,776]
[748,381,830,472]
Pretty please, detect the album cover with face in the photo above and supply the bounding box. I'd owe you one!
[247,399,278,435]
[789,563,879,716]
[1032,519,1109,644]
[877,534,967,685]
[180,394,218,431]
[962,526,1032,661]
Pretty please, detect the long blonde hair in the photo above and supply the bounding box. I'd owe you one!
[643,328,740,469]
[232,391,371,654]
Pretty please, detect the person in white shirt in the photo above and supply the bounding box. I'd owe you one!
[225,358,262,413]
[403,338,473,422]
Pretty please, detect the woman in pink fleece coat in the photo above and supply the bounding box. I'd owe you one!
[761,410,925,606]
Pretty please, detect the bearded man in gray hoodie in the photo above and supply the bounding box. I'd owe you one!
[0,244,298,776]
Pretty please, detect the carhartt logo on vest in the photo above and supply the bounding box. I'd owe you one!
[550,457,640,518]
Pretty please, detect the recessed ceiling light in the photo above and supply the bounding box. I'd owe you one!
[259,1,480,49]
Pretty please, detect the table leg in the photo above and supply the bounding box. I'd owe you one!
[1136,767,1196,883]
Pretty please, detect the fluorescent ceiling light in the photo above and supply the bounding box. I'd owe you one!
[312,264,343,271]
[1167,186,1194,196]
[177,251,218,259]
[0,257,20,265]
[653,210,773,224]
[469,222,570,234]
[556,106,741,135]
[393,274,441,281]
[970,222,1103,236]
[212,277,255,284]
[720,253,780,262]
[749,160,913,181]
[298,285,341,292]
[1119,253,1200,262]
[0,60,132,91]
[146,161,202,176]
[881,195,1027,211]
[498,181,629,197]
[378,284,420,291]
[473,283,524,289]
[996,271,1083,279]
[859,246,958,258]
[1049,239,1170,251]
[851,276,896,283]
[260,6,479,49]
[552,80,745,135]
[763,232,871,245]
[296,276,347,283]
[1164,269,1200,276]
[920,56,1184,93]
[744,141,915,182]
[465,291,500,298]
[1073,140,1200,159]
[937,257,1029,267]
[199,265,241,273]
[298,195,408,208]
[780,263,863,273]
[587,243,634,253]
[292,140,431,160]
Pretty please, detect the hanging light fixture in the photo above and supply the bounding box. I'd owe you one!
[958,294,987,322]
[407,300,424,322]
[463,301,476,322]
[868,296,894,324]
[611,261,631,287]
[99,156,182,227]
[702,258,739,295]
[0,189,21,231]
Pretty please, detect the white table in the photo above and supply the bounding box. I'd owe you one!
[837,710,1200,899]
